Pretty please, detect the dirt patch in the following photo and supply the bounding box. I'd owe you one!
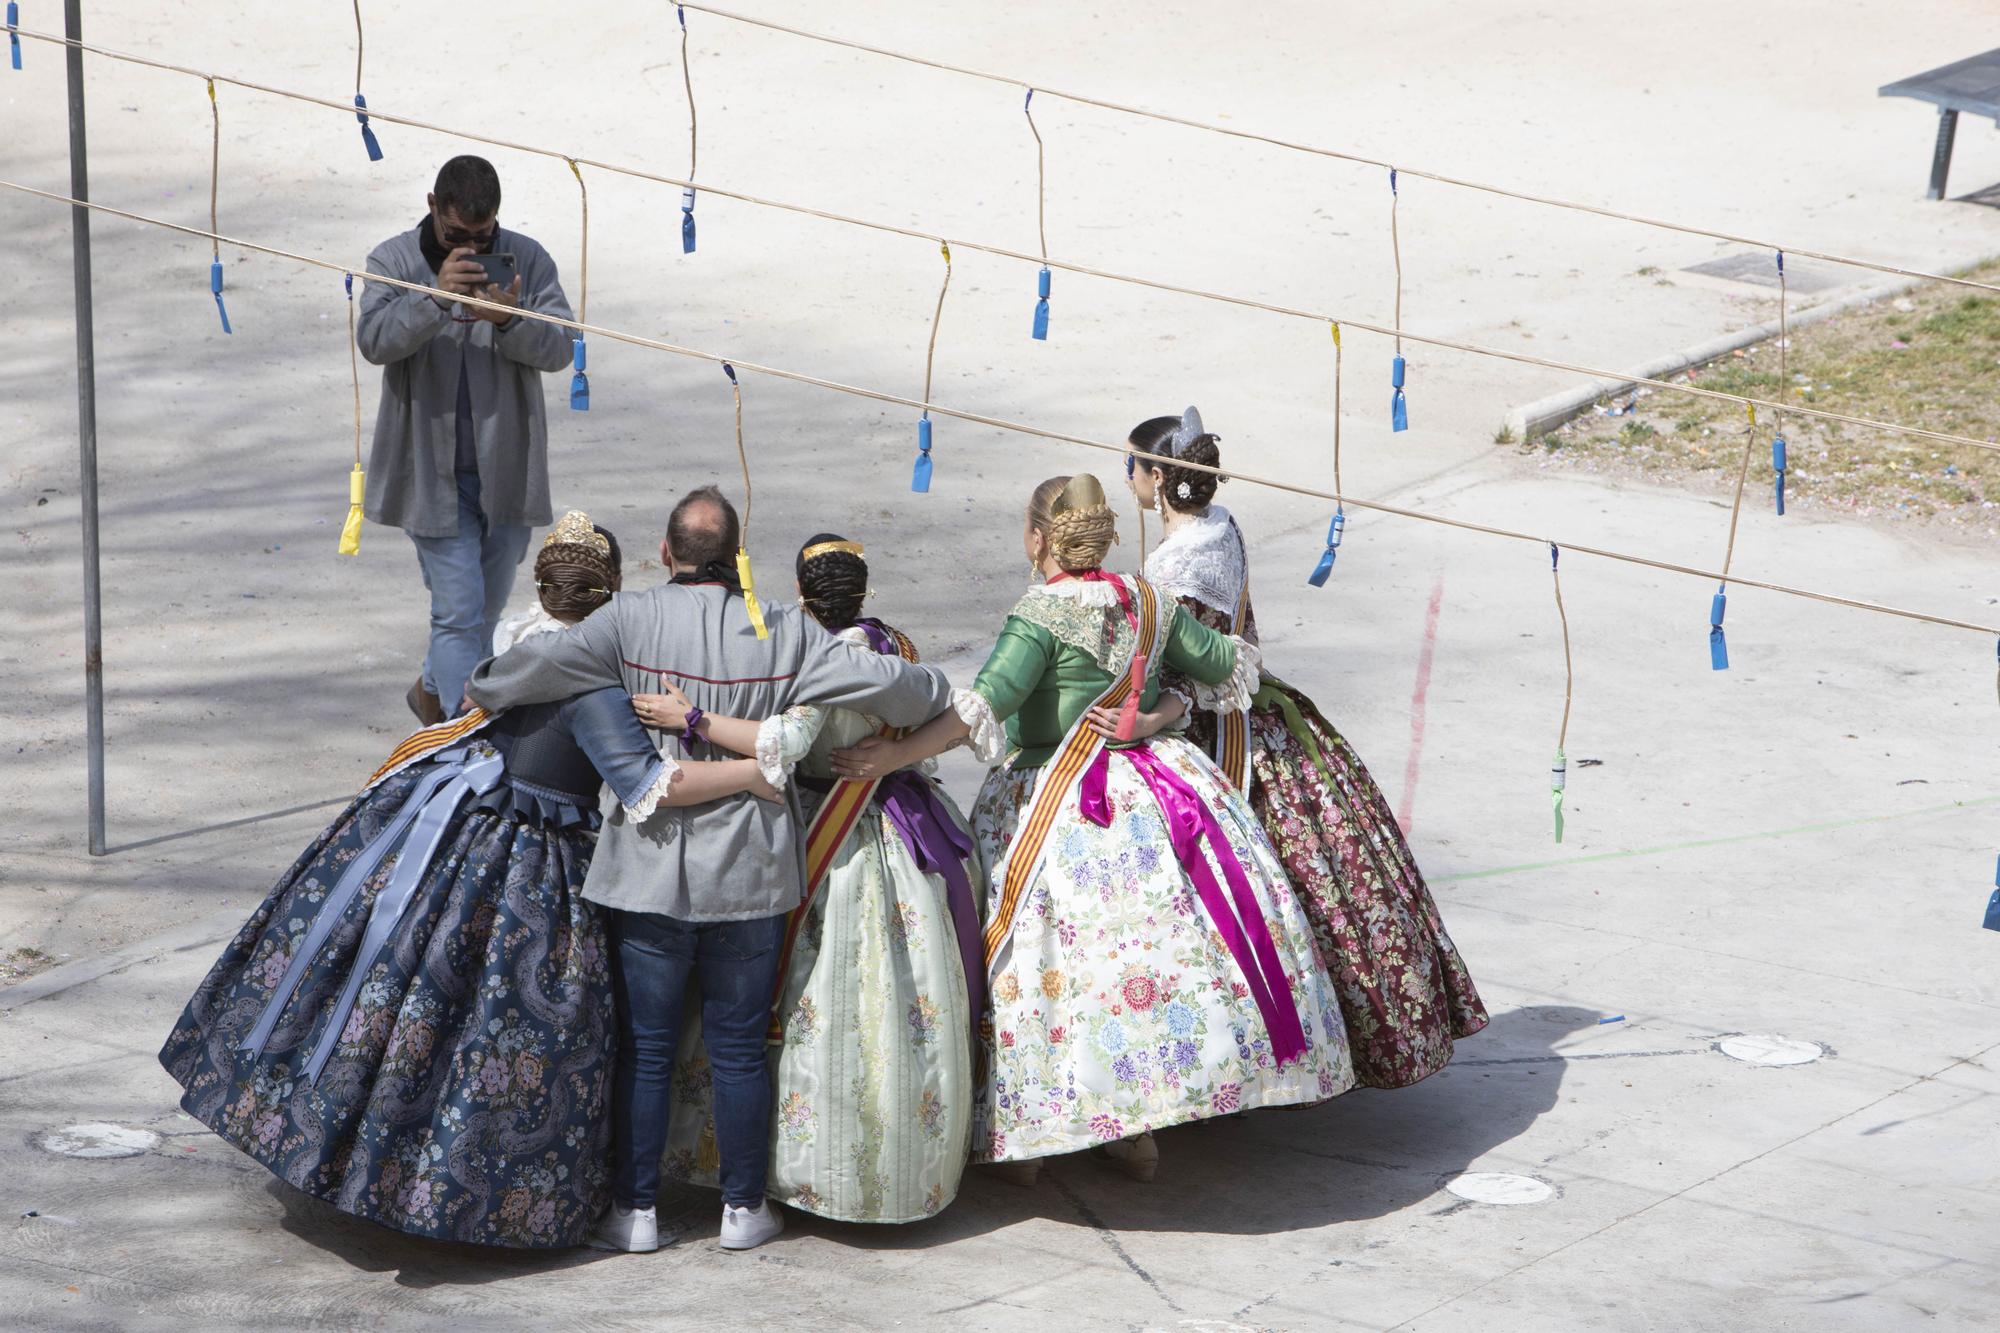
[1519,262,2000,537]
[0,945,57,988]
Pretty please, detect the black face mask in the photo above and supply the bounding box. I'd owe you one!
[670,560,742,594]
[417,213,450,274]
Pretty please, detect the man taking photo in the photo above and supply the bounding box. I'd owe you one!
[357,154,577,724]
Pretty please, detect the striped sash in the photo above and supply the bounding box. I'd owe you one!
[1212,569,1253,794]
[983,578,1166,967]
[364,708,497,790]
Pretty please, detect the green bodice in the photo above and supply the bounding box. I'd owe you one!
[970,582,1239,768]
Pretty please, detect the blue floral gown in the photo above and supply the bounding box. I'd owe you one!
[158,688,671,1249]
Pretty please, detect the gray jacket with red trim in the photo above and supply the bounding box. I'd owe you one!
[466,582,951,920]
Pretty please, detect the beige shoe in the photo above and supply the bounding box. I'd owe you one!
[986,1159,1043,1187]
[406,677,445,726]
[1093,1131,1158,1183]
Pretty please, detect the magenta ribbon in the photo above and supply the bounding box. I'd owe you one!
[1078,742,1309,1066]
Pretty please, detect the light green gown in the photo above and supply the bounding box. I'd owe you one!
[662,625,981,1223]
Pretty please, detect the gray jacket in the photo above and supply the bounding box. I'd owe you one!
[357,223,575,538]
[466,585,954,921]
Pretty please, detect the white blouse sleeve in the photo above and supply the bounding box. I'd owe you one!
[754,705,827,791]
[954,687,1007,764]
[1191,637,1263,715]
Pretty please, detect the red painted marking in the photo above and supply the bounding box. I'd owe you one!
[1396,577,1446,835]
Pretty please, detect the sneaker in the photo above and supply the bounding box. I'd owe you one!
[719,1200,784,1251]
[588,1201,659,1254]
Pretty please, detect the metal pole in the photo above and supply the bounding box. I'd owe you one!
[66,0,106,856]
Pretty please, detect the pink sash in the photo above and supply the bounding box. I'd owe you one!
[1078,742,1309,1066]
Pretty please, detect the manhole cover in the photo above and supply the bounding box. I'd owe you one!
[36,1123,160,1159]
[1442,1172,1557,1206]
[1681,251,1847,294]
[1715,1034,1825,1067]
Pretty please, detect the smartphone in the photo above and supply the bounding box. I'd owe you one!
[470,252,518,289]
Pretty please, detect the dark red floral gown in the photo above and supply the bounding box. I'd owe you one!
[1153,508,1486,1088]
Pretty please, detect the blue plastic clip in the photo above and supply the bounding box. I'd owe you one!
[210,258,232,335]
[681,186,697,254]
[1307,506,1345,586]
[1986,853,2000,931]
[721,361,737,387]
[1709,585,1729,671]
[7,3,19,70]
[912,415,934,493]
[1391,354,1408,432]
[353,93,383,162]
[1032,265,1051,341]
[344,272,352,301]
[1772,433,1787,515]
[569,338,589,411]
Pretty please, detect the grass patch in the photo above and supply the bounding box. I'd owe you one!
[1524,260,2000,523]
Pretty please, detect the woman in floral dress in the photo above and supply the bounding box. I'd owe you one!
[829,475,1354,1184]
[159,514,771,1248]
[632,535,982,1223]
[1128,409,1487,1087]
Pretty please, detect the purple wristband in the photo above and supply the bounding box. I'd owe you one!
[681,707,705,748]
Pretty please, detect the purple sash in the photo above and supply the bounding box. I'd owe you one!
[1078,742,1309,1066]
[849,618,985,1031]
[877,772,986,1036]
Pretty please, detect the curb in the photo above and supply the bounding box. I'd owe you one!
[0,908,243,1013]
[1503,275,1923,441]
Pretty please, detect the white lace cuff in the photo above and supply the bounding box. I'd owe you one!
[1192,638,1262,715]
[954,687,1006,764]
[755,718,794,792]
[623,754,683,823]
[1160,685,1196,733]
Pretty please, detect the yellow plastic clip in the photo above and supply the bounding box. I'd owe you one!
[206,76,216,105]
[737,548,768,639]
[338,464,366,556]
[1330,320,1341,349]
[940,240,951,265]
[1747,401,1757,428]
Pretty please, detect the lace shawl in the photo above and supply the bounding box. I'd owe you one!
[1004,579,1138,675]
[1144,505,1246,619]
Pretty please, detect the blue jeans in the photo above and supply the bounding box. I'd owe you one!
[408,470,531,714]
[609,910,786,1210]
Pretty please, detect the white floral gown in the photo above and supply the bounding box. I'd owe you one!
[955,577,1355,1164]
[663,625,980,1223]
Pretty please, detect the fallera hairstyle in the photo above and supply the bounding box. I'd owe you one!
[666,485,741,567]
[1028,474,1118,573]
[1129,415,1226,514]
[536,524,622,622]
[433,155,502,221]
[795,533,869,630]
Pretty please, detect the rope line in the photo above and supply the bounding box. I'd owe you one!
[680,6,699,183]
[350,0,363,96]
[922,240,951,406]
[347,277,361,467]
[671,2,2000,301]
[1025,88,1047,260]
[1720,402,1759,586]
[565,157,588,323]
[1552,548,1574,750]
[5,175,1994,640]
[13,25,2000,457]
[205,77,219,262]
[1390,173,1403,358]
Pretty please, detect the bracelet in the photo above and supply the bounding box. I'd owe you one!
[681,707,705,748]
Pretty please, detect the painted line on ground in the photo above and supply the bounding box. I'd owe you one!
[1431,795,2000,883]
[1397,575,1447,835]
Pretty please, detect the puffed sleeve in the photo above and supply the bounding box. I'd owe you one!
[561,687,678,821]
[754,705,827,792]
[960,616,1054,762]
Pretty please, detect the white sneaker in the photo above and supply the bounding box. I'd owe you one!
[719,1200,784,1251]
[588,1201,660,1254]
